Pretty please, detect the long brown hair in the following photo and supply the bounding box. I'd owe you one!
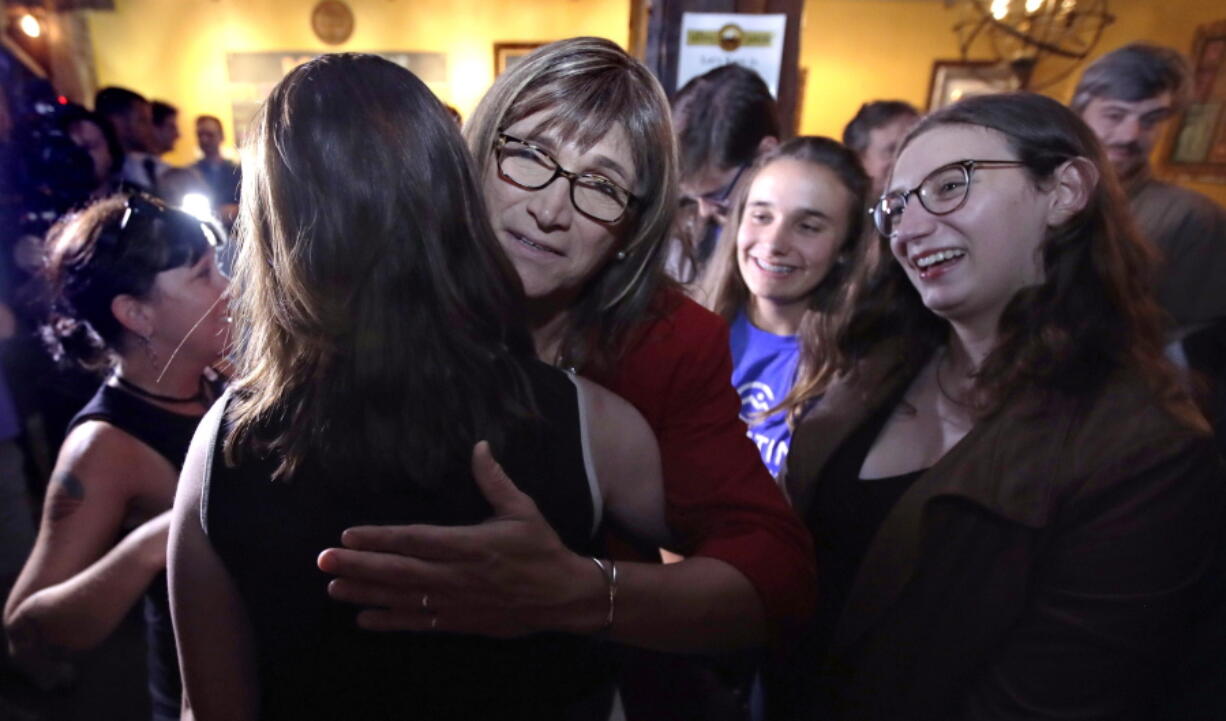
[814,92,1190,423]
[705,137,869,426]
[226,53,538,484]
[464,37,680,375]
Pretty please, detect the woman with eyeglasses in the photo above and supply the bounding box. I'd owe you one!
[703,137,868,477]
[319,37,814,662]
[4,194,229,720]
[167,53,673,720]
[769,92,1226,720]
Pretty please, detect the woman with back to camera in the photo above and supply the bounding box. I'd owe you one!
[167,53,672,720]
[4,193,229,721]
[772,92,1226,720]
[704,137,868,477]
[319,36,815,658]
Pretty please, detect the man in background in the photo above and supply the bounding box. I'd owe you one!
[1073,43,1226,336]
[95,86,158,194]
[192,114,241,225]
[150,100,180,158]
[1073,43,1226,452]
[842,100,919,198]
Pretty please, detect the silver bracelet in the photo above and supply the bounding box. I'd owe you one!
[590,557,617,635]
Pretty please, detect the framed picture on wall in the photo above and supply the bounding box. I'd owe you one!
[1166,20,1226,182]
[494,43,545,76]
[926,60,1021,112]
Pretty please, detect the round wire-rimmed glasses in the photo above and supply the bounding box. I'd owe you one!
[494,133,636,224]
[870,159,1027,238]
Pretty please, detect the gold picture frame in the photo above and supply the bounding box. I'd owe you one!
[1166,20,1226,182]
[926,60,1022,112]
[494,42,545,76]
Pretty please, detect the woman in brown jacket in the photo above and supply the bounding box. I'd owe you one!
[774,92,1226,720]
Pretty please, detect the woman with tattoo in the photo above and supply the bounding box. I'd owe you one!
[4,194,229,721]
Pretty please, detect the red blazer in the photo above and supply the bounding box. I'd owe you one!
[594,289,816,633]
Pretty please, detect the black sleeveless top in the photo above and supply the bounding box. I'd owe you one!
[203,360,612,721]
[69,382,213,721]
[766,389,924,721]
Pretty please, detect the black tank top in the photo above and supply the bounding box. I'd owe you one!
[69,381,214,721]
[203,360,611,720]
[767,389,925,721]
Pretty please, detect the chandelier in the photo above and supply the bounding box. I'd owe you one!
[950,0,1115,90]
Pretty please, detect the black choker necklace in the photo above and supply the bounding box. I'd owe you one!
[114,374,207,405]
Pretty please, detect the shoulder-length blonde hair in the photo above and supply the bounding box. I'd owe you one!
[226,53,538,484]
[464,37,680,375]
[705,137,870,426]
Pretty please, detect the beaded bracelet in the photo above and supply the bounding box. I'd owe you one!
[590,557,617,635]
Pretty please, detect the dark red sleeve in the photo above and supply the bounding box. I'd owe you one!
[601,293,817,635]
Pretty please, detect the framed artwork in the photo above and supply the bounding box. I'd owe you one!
[926,60,1022,112]
[1167,20,1226,182]
[494,43,544,76]
[226,51,447,144]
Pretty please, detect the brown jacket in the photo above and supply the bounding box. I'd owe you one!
[1128,171,1226,332]
[783,352,1226,720]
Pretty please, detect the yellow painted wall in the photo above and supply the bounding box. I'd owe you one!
[796,0,1226,205]
[796,1,959,139]
[85,0,1226,203]
[85,0,630,165]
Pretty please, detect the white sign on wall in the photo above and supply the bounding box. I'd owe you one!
[676,13,787,97]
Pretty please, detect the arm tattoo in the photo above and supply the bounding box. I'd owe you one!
[47,471,85,523]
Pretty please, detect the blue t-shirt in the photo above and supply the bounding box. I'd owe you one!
[729,311,800,477]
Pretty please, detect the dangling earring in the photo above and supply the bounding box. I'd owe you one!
[140,335,161,376]
[615,249,627,261]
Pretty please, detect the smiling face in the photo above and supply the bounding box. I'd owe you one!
[482,112,636,307]
[736,157,853,331]
[888,125,1052,333]
[1079,92,1173,181]
[145,247,230,365]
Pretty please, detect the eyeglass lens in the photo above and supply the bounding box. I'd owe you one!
[498,138,629,223]
[873,163,971,237]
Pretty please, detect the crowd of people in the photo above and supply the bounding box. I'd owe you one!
[0,33,1224,721]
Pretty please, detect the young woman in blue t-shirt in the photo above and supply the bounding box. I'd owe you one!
[705,137,869,476]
